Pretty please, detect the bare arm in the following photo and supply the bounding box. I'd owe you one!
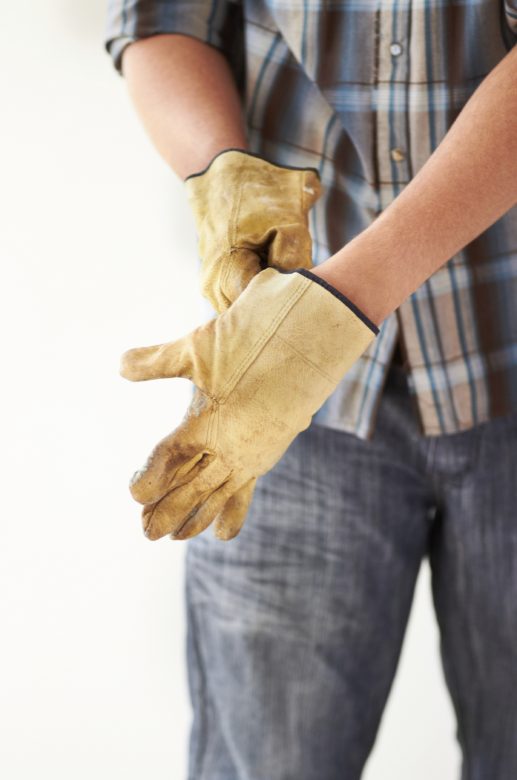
[121,33,517,326]
[314,44,517,325]
[121,33,248,179]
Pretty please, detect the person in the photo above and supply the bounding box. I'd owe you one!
[104,3,517,778]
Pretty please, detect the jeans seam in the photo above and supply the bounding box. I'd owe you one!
[186,573,211,780]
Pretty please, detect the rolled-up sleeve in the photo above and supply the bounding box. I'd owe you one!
[104,0,243,75]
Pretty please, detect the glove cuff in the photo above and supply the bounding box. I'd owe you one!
[294,267,380,335]
[184,147,321,182]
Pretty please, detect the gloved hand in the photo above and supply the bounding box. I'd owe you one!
[120,267,379,542]
[184,148,322,313]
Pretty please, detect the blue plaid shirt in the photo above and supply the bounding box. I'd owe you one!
[105,1,517,438]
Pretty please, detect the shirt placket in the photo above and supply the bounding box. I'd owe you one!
[369,1,428,435]
[375,1,412,208]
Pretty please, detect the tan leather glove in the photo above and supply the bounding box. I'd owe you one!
[184,148,322,313]
[120,267,379,542]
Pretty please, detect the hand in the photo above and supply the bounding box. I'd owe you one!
[120,267,378,542]
[184,148,322,313]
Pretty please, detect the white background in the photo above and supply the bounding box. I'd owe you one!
[0,2,460,778]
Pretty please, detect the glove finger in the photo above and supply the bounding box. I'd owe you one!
[170,475,239,541]
[216,248,263,311]
[267,224,313,271]
[212,476,258,541]
[142,458,232,540]
[129,417,214,505]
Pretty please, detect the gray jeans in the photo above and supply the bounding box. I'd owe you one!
[183,357,517,780]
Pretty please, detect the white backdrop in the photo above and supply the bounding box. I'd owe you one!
[0,2,460,778]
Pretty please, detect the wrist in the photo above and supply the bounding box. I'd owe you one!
[309,256,389,328]
[311,220,418,326]
[295,268,379,335]
[182,143,249,181]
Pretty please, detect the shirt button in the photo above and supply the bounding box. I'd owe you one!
[390,41,403,56]
[390,147,405,162]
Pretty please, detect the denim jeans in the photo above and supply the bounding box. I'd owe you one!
[183,357,517,780]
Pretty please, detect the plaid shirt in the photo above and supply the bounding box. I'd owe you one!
[105,1,517,438]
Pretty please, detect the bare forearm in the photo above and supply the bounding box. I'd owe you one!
[314,44,517,326]
[121,34,248,179]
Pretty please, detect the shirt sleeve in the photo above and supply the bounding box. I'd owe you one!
[104,0,243,76]
[503,1,517,48]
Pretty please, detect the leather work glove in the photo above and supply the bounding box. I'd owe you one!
[184,148,322,313]
[120,267,379,542]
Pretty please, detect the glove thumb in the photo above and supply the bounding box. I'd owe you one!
[268,222,314,271]
[120,332,198,383]
[301,168,322,210]
[211,248,263,312]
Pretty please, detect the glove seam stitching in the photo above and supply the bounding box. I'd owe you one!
[228,160,246,247]
[222,248,242,309]
[218,276,311,401]
[205,405,215,450]
[206,404,220,450]
[272,333,337,385]
[221,164,247,300]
